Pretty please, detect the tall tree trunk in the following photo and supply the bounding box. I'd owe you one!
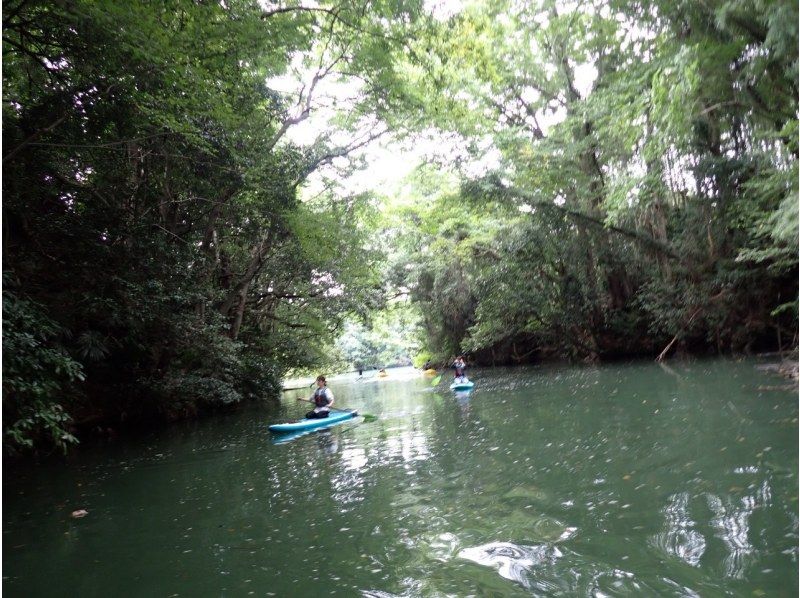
[194,189,235,318]
[230,281,250,340]
[219,229,274,337]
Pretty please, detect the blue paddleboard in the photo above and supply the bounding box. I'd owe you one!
[268,410,357,433]
[450,379,475,391]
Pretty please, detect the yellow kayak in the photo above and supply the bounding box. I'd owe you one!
[423,369,438,376]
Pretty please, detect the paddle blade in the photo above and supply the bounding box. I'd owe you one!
[361,413,378,423]
[431,374,442,387]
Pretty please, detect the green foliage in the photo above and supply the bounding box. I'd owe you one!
[412,349,435,369]
[336,302,424,369]
[2,0,428,453]
[2,287,84,454]
[381,0,797,363]
[3,0,797,455]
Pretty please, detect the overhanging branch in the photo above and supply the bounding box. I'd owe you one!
[484,184,682,261]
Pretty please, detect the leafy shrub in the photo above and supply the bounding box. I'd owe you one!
[2,288,84,454]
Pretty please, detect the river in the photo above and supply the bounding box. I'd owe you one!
[3,359,797,596]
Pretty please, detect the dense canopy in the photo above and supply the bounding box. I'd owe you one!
[3,0,797,454]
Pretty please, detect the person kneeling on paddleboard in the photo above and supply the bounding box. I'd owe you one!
[306,375,334,419]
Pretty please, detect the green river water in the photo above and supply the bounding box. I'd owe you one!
[3,359,798,596]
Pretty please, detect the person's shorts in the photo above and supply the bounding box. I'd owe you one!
[306,410,330,419]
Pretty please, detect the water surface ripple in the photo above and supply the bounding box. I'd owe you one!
[3,360,797,596]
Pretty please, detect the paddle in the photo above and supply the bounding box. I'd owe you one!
[431,354,457,387]
[296,398,377,422]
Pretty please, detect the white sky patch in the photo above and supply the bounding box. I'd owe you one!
[258,0,321,10]
[537,104,568,135]
[302,142,419,198]
[573,63,598,98]
[271,69,365,147]
[301,127,502,199]
[338,145,419,192]
[464,145,502,178]
[75,166,94,182]
[520,86,540,104]
[311,270,345,296]
[424,0,465,21]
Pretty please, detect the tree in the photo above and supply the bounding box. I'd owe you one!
[2,0,429,453]
[385,0,797,362]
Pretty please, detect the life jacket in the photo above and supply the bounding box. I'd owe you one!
[314,388,331,407]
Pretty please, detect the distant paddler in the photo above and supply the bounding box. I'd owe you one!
[452,355,468,383]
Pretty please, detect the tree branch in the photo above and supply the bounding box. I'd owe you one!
[3,113,67,163]
[294,127,389,186]
[482,183,682,261]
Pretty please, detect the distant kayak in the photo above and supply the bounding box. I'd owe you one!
[268,410,357,434]
[450,379,475,391]
[378,372,389,378]
[423,369,438,376]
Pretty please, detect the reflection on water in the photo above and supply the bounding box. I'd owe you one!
[3,361,797,597]
[651,492,706,566]
[384,430,430,465]
[708,493,755,579]
[458,541,563,588]
[454,390,472,417]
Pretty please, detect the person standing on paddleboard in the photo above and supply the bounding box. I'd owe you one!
[305,375,334,419]
[452,356,467,382]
